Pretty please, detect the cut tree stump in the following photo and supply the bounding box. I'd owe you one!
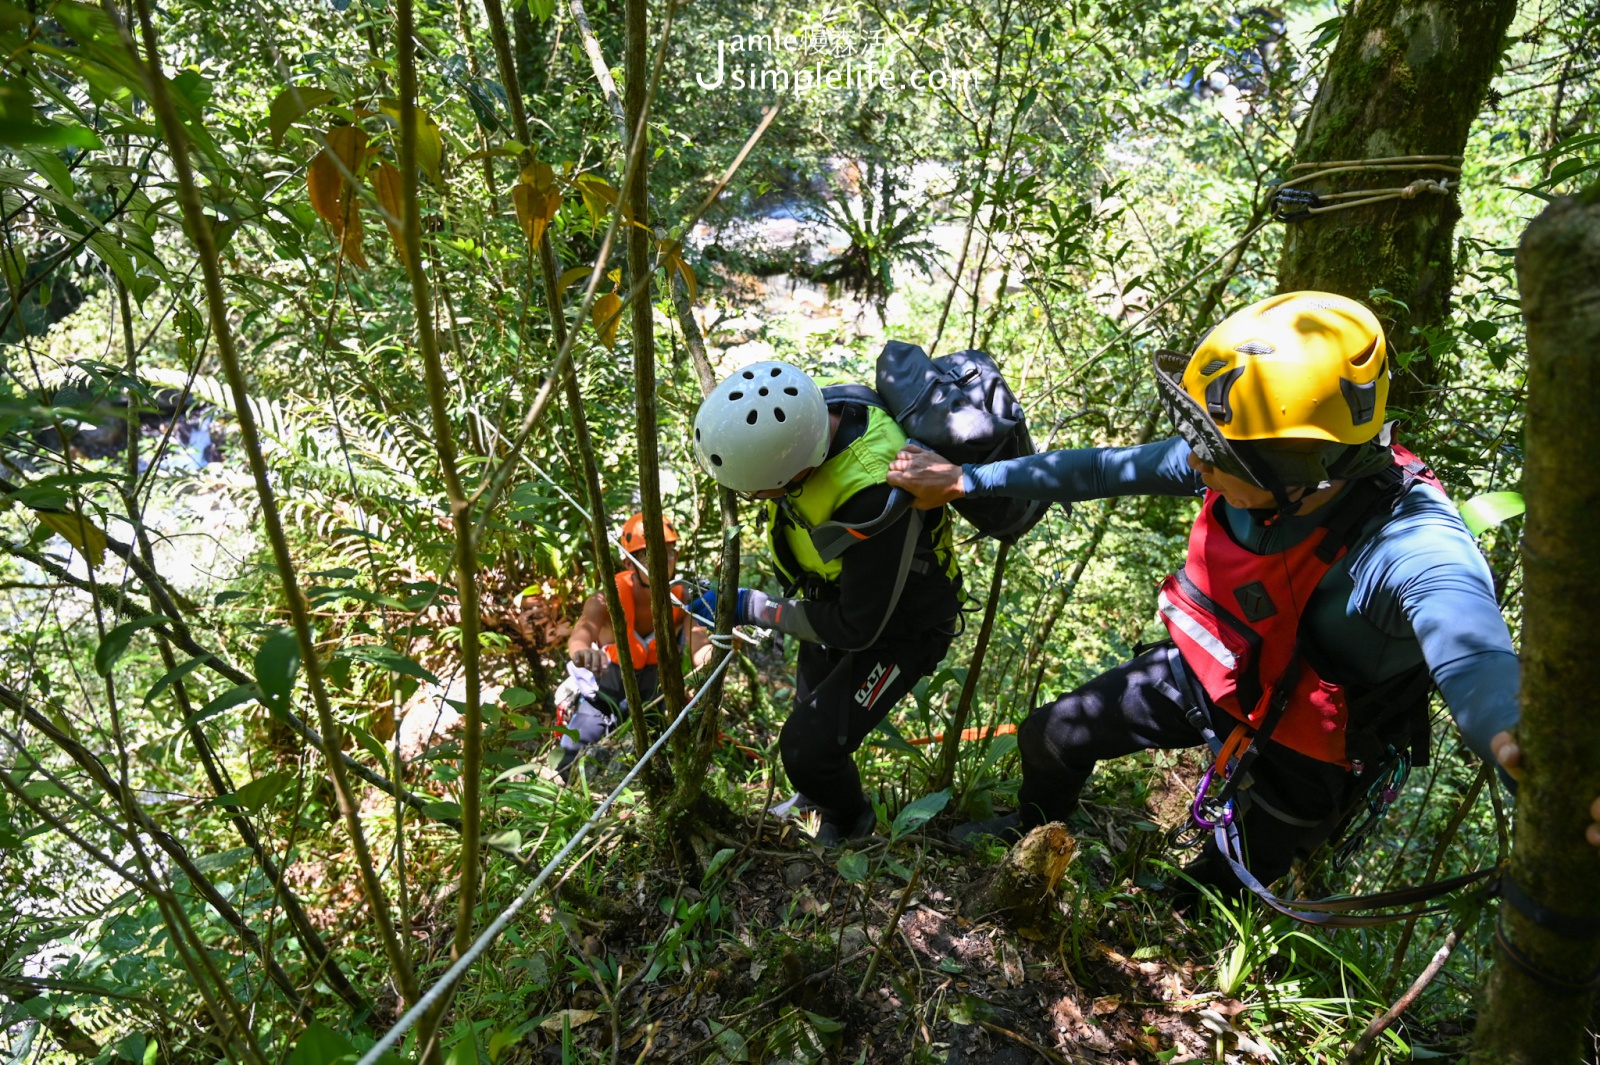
[981,823,1078,928]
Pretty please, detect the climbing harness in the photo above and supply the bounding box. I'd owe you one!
[1269,155,1462,223]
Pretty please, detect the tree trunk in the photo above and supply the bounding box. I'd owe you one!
[978,823,1077,931]
[1470,185,1600,1063]
[1277,0,1516,418]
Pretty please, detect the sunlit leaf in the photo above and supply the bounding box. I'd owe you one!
[592,292,623,349]
[557,265,591,298]
[1459,491,1525,536]
[379,99,444,186]
[369,160,406,258]
[36,510,108,566]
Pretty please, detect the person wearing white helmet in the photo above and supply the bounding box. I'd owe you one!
[693,360,962,845]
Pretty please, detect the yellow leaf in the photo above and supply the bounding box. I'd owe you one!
[512,182,561,248]
[369,160,406,258]
[379,99,445,186]
[606,267,621,285]
[557,265,591,299]
[538,1010,598,1033]
[37,511,107,567]
[520,161,555,191]
[577,175,617,229]
[325,125,369,182]
[592,292,623,350]
[670,252,697,303]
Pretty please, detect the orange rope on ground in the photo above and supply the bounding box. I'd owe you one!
[907,722,1019,747]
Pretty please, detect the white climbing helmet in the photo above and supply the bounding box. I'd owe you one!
[693,361,829,494]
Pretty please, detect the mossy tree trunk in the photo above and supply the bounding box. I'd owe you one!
[1277,0,1517,419]
[1470,186,1600,1063]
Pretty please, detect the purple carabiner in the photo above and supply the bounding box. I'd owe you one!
[1190,763,1236,829]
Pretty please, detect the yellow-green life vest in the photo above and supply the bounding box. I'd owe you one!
[769,405,955,583]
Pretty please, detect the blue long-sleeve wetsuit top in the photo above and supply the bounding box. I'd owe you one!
[963,436,1519,765]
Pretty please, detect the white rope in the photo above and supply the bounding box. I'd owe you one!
[354,649,735,1065]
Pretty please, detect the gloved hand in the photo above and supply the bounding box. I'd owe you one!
[735,588,781,628]
[569,646,607,673]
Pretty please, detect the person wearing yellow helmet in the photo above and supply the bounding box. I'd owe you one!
[561,513,713,775]
[887,292,1527,904]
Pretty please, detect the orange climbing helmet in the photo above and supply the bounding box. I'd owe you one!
[619,512,679,554]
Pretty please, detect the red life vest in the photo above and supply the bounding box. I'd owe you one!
[1157,445,1443,766]
[604,569,686,668]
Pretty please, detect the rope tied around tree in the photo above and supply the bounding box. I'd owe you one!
[1270,154,1463,223]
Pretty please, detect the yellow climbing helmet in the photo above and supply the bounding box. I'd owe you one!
[1154,292,1392,491]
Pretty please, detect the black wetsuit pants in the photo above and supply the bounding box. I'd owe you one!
[1018,643,1356,893]
[780,631,953,828]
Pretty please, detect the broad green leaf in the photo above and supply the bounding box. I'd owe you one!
[95,616,167,676]
[422,801,462,820]
[336,645,440,684]
[0,119,101,150]
[287,1022,357,1065]
[708,1021,748,1062]
[192,845,252,872]
[267,86,337,144]
[180,683,259,729]
[346,723,390,766]
[700,846,737,888]
[487,1029,521,1064]
[220,772,294,814]
[145,655,208,705]
[254,630,301,714]
[1459,491,1525,536]
[891,789,950,840]
[836,850,869,883]
[445,1033,476,1065]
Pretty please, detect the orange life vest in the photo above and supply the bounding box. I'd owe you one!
[604,569,686,668]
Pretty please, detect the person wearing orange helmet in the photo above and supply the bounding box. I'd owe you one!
[888,292,1533,903]
[561,513,712,772]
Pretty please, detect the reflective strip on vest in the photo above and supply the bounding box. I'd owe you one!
[604,570,684,668]
[1158,587,1237,671]
[1156,444,1442,766]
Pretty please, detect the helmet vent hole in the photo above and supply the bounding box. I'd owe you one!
[758,386,769,396]
[784,386,798,396]
[1350,337,1380,368]
[770,367,781,377]
[746,410,759,425]
[742,370,755,379]
[711,454,723,466]
[729,391,744,400]
[774,407,786,422]
[1199,359,1229,376]
[1234,340,1275,356]
[694,428,701,441]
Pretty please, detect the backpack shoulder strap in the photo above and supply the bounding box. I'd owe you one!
[821,383,888,411]
[810,487,916,563]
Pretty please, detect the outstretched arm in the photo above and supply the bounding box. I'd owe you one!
[888,436,1203,510]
